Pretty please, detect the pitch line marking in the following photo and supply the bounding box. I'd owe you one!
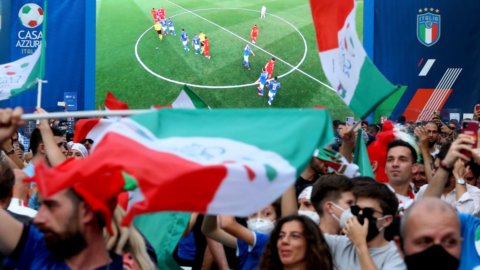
[134,7,329,89]
[135,7,305,89]
[167,2,333,90]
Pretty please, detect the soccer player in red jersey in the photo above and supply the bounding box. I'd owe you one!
[251,24,259,44]
[204,36,211,59]
[158,7,166,21]
[264,57,276,79]
[151,8,157,22]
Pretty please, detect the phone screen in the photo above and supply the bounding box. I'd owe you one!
[461,121,479,150]
[346,117,354,126]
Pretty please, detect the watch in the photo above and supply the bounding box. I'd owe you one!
[457,178,466,185]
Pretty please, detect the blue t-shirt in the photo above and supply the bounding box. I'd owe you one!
[181,32,188,41]
[459,213,480,270]
[10,225,123,270]
[192,37,201,46]
[160,20,167,27]
[177,231,196,261]
[236,231,269,270]
[167,20,174,27]
[258,72,268,85]
[269,81,281,93]
[244,46,252,57]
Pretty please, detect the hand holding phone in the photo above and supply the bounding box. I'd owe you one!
[461,120,479,157]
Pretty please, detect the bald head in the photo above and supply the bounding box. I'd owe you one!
[401,197,461,258]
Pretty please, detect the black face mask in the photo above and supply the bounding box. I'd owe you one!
[356,215,380,242]
[404,244,459,270]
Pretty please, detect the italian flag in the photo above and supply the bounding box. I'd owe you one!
[309,0,399,118]
[68,109,334,224]
[153,85,209,109]
[0,44,42,100]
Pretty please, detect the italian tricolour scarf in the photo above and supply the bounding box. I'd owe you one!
[67,109,334,223]
[310,0,398,118]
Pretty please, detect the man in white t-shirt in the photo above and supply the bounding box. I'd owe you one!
[260,5,266,19]
[385,140,417,211]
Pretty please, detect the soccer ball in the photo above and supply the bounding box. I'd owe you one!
[18,3,44,29]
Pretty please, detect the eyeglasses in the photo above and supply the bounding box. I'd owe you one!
[350,205,383,217]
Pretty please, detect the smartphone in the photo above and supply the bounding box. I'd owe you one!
[461,120,479,156]
[346,116,355,126]
[475,104,480,114]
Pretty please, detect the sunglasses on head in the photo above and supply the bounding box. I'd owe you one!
[350,205,383,218]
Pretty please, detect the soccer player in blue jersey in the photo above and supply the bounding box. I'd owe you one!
[256,68,269,96]
[192,34,201,54]
[243,44,256,70]
[167,18,176,36]
[268,76,281,105]
[180,29,190,51]
[160,19,168,35]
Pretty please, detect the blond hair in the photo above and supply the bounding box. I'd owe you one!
[105,206,156,270]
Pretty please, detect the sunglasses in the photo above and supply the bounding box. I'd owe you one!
[350,205,383,218]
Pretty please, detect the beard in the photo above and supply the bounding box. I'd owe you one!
[42,226,87,259]
[428,140,436,148]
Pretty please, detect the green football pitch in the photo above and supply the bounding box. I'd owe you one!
[96,0,364,120]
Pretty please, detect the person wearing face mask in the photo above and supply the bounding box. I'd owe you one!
[422,134,480,269]
[202,200,281,270]
[297,186,321,225]
[310,175,355,235]
[397,197,461,270]
[323,180,406,270]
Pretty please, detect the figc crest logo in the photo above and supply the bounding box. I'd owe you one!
[18,3,44,29]
[417,8,441,47]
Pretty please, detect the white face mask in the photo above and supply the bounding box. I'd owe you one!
[331,203,353,229]
[298,210,321,225]
[247,218,275,235]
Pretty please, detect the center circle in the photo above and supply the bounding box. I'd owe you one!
[134,8,308,89]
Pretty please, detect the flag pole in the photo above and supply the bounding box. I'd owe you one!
[36,79,47,108]
[37,0,48,108]
[21,109,151,121]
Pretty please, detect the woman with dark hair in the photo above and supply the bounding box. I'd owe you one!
[260,215,333,270]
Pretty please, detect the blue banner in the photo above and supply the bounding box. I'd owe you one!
[369,0,480,122]
[2,0,87,113]
[0,0,12,63]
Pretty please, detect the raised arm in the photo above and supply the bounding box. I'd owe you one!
[219,215,255,246]
[0,108,25,255]
[424,135,474,197]
[281,184,297,217]
[201,215,236,249]
[36,108,66,166]
[415,126,434,182]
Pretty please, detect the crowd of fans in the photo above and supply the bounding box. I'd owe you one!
[0,106,479,269]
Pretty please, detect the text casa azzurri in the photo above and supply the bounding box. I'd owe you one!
[16,30,43,48]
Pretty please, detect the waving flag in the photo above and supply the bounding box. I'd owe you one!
[104,91,129,110]
[69,109,335,223]
[309,0,400,118]
[0,44,42,101]
[353,129,373,177]
[153,85,209,109]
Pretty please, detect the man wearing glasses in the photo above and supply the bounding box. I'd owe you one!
[323,180,406,270]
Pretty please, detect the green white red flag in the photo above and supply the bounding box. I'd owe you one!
[0,44,42,100]
[309,0,399,118]
[153,85,209,109]
[70,108,333,223]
